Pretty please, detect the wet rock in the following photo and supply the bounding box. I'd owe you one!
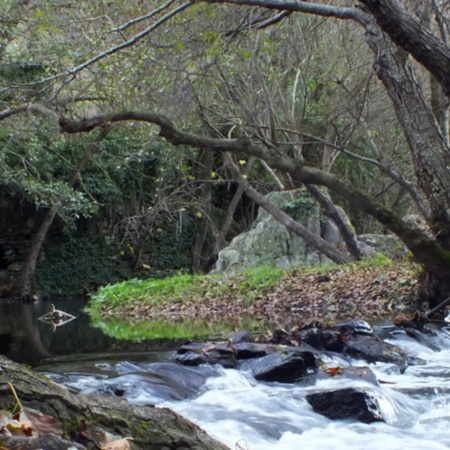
[176,342,206,354]
[319,365,379,385]
[306,388,384,423]
[231,331,252,344]
[342,333,420,371]
[242,352,308,383]
[175,343,236,368]
[233,342,276,359]
[334,319,374,336]
[284,345,318,369]
[296,327,344,352]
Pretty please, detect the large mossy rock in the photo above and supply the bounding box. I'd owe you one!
[214,190,336,272]
[0,356,230,450]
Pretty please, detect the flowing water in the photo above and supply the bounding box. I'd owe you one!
[3,298,450,449]
[42,324,450,448]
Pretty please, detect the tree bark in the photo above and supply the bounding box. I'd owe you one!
[216,157,256,250]
[192,150,214,272]
[358,0,450,99]
[363,21,450,246]
[306,185,364,260]
[0,355,230,450]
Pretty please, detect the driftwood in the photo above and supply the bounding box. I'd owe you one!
[0,355,230,450]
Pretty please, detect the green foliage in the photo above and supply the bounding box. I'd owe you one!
[35,237,134,294]
[88,264,287,316]
[147,222,193,271]
[359,252,392,267]
[234,265,285,304]
[282,190,317,221]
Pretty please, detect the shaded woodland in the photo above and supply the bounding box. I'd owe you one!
[1,1,450,308]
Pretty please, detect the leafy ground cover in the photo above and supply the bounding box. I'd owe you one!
[88,255,420,328]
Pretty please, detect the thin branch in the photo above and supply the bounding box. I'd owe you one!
[109,0,177,32]
[196,0,366,23]
[254,10,292,29]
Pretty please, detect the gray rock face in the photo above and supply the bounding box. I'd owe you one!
[213,190,409,273]
[358,234,408,258]
[214,190,332,272]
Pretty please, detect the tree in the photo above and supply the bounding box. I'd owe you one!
[2,0,450,307]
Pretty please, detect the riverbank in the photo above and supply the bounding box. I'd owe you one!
[88,256,421,326]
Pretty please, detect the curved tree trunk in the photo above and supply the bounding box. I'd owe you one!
[0,355,230,450]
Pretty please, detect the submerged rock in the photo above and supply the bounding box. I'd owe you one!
[175,343,237,368]
[306,388,384,423]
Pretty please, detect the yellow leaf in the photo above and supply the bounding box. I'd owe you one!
[239,160,247,165]
[211,171,216,178]
[196,211,203,218]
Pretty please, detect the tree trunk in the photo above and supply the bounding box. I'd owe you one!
[0,355,230,450]
[306,185,364,260]
[192,150,214,272]
[16,206,58,296]
[216,157,256,250]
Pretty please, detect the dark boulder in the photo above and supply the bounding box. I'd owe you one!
[241,352,308,383]
[284,345,319,369]
[232,342,276,359]
[334,319,374,336]
[306,388,384,423]
[296,327,344,352]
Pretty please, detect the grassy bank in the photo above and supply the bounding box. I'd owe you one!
[87,255,420,325]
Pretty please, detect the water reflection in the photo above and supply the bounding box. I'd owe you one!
[0,297,269,366]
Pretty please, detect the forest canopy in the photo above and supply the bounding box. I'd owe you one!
[1,0,450,308]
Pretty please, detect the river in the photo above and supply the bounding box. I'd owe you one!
[3,298,450,449]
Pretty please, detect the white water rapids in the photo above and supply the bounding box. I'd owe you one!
[45,325,450,450]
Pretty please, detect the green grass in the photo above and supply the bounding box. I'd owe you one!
[87,254,399,319]
[87,265,287,316]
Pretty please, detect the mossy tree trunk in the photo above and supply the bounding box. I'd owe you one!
[0,355,230,450]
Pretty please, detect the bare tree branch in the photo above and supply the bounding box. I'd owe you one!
[195,0,365,23]
[109,0,178,32]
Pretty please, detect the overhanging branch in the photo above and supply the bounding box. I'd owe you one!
[1,104,447,271]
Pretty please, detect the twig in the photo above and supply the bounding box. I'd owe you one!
[7,382,23,414]
[425,295,450,319]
